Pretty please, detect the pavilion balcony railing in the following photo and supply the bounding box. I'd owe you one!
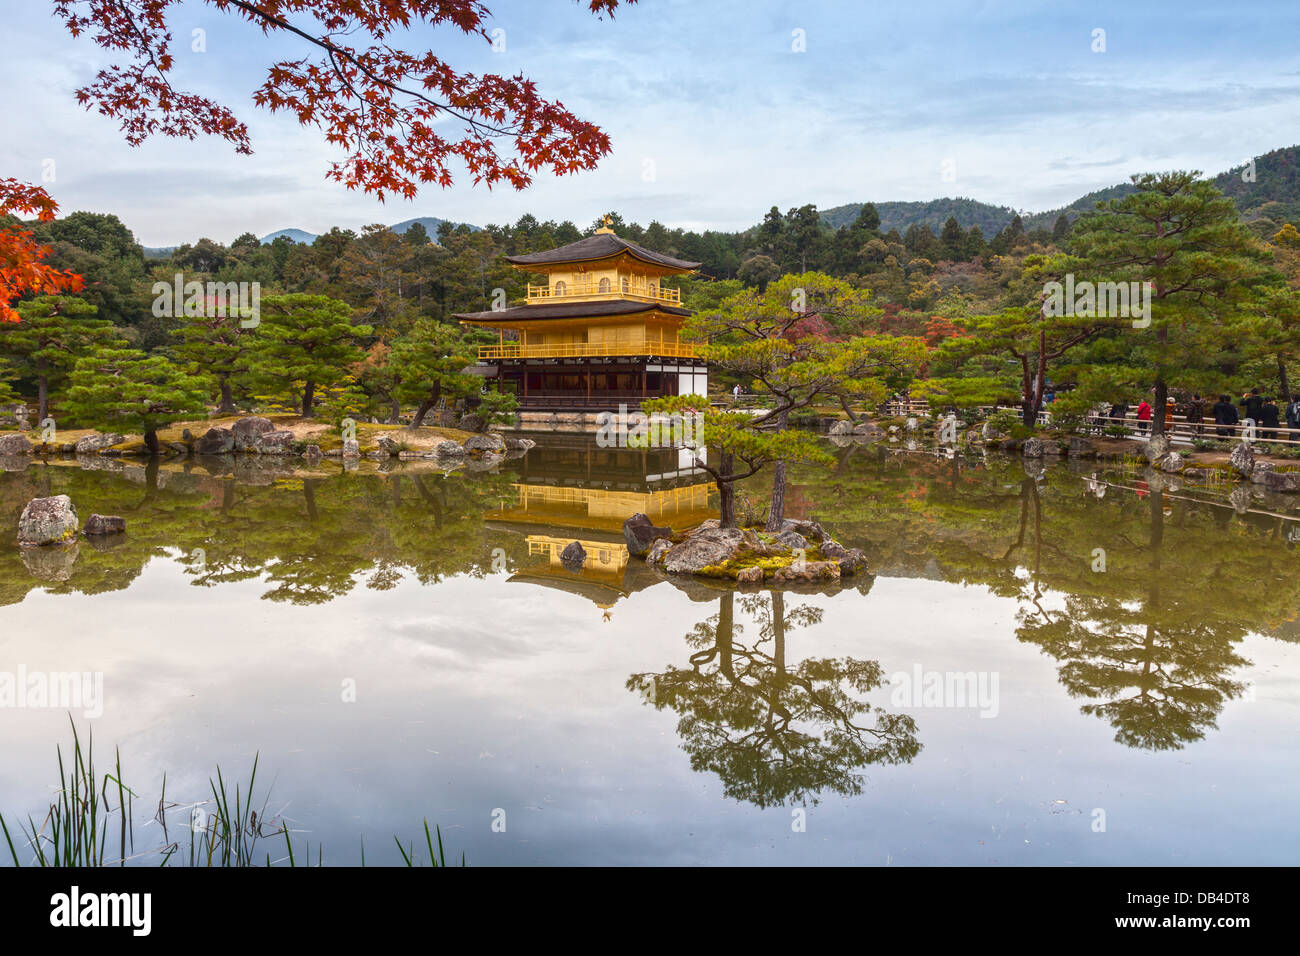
[526,279,682,306]
[478,340,698,360]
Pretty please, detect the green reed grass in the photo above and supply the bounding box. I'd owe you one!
[1,718,463,867]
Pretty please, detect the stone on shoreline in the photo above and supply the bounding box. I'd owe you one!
[194,427,236,455]
[74,433,125,454]
[232,417,275,452]
[0,434,32,456]
[1230,442,1255,478]
[623,512,674,557]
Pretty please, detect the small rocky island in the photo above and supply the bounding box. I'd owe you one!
[622,512,867,584]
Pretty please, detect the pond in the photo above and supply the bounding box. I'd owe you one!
[1,437,1297,865]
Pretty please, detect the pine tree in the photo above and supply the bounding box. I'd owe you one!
[172,309,255,414]
[1071,172,1267,437]
[64,347,210,453]
[241,294,372,418]
[939,216,965,261]
[389,319,480,426]
[0,295,122,421]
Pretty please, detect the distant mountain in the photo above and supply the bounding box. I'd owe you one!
[1211,145,1300,225]
[258,218,481,246]
[821,198,1020,236]
[143,245,176,259]
[820,146,1300,237]
[390,216,481,236]
[260,228,317,244]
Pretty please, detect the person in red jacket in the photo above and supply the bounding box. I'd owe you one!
[1137,399,1152,434]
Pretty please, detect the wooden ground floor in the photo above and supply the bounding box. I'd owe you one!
[470,356,708,410]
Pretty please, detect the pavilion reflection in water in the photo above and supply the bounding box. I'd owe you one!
[486,437,715,613]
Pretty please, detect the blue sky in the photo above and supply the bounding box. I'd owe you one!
[3,0,1299,246]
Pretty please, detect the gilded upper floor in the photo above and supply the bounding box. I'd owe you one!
[505,227,699,307]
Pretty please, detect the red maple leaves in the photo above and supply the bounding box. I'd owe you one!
[2,1,632,320]
[53,0,632,198]
[0,180,84,323]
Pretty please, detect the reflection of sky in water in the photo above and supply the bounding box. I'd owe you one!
[0,558,1295,865]
[1,448,1298,865]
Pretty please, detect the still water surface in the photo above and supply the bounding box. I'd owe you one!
[1,438,1297,865]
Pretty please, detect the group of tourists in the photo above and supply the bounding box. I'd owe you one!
[1105,389,1300,440]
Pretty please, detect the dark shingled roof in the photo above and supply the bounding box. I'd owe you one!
[455,300,691,322]
[504,233,701,271]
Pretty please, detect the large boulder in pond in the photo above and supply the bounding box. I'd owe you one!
[84,514,127,535]
[74,433,125,454]
[828,420,853,436]
[18,495,79,546]
[376,434,401,455]
[1230,442,1255,478]
[194,426,235,455]
[559,540,587,572]
[622,513,673,557]
[0,434,31,456]
[1022,437,1044,458]
[661,527,746,574]
[231,416,275,451]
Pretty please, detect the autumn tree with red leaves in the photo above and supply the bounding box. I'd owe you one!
[1,0,633,320]
[0,180,85,323]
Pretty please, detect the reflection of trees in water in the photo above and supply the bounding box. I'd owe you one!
[784,452,1283,752]
[0,465,523,607]
[628,590,919,808]
[1015,487,1247,751]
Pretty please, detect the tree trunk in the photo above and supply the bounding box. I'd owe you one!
[717,452,737,529]
[143,429,160,455]
[765,461,787,531]
[764,407,791,531]
[412,398,437,428]
[388,398,401,424]
[301,380,316,418]
[37,372,49,423]
[218,379,236,415]
[1278,354,1292,404]
[1151,378,1168,438]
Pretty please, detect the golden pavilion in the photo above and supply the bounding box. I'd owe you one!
[454,223,708,411]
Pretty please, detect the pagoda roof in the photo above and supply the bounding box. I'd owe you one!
[504,232,700,271]
[454,299,691,323]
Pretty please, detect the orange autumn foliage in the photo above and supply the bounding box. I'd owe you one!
[0,179,84,323]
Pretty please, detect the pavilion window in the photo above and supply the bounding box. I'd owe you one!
[599,277,611,293]
[554,280,567,296]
